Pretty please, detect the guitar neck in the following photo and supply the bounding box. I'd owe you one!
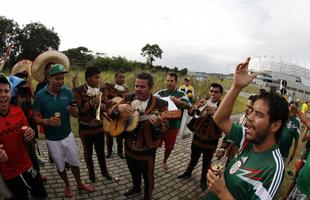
[138,115,152,122]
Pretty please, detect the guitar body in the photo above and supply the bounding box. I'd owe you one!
[108,105,182,136]
[109,112,127,137]
[125,111,139,132]
[102,112,111,132]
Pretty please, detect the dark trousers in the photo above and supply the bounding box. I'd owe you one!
[80,132,108,175]
[125,148,156,199]
[106,134,124,154]
[25,140,40,172]
[6,168,47,200]
[185,143,215,183]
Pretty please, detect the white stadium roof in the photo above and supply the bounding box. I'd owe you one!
[249,56,310,86]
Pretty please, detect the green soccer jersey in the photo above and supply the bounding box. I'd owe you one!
[206,123,284,200]
[154,89,190,129]
[296,152,310,196]
[278,116,300,158]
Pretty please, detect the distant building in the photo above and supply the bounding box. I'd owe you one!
[188,71,208,81]
[249,56,310,100]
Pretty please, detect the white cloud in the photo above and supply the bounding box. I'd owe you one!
[1,0,310,73]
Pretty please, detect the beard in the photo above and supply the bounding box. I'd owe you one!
[245,121,271,145]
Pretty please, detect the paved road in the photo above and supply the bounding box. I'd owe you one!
[36,114,243,200]
[38,134,206,200]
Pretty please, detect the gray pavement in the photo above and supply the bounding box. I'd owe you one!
[37,133,207,200]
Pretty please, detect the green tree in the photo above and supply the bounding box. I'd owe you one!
[17,22,60,61]
[140,44,163,66]
[0,16,20,68]
[180,68,188,75]
[63,47,94,68]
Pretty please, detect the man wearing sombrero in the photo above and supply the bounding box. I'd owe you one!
[33,64,94,197]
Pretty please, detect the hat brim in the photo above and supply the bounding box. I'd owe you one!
[11,60,32,77]
[31,51,70,82]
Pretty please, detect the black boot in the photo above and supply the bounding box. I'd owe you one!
[106,152,112,158]
[102,172,112,180]
[177,171,191,179]
[123,187,141,196]
[89,171,96,183]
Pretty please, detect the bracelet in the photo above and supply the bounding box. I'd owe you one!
[218,148,226,152]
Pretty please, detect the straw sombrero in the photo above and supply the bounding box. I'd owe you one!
[11,60,32,77]
[31,51,70,82]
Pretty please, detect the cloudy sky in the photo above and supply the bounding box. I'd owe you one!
[1,0,310,73]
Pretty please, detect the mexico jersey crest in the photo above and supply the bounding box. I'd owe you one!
[230,160,242,174]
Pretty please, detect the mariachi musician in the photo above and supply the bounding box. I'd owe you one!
[74,66,112,183]
[104,70,128,158]
[177,83,223,191]
[108,72,168,200]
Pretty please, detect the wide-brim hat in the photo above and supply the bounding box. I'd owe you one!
[11,60,32,77]
[31,51,70,82]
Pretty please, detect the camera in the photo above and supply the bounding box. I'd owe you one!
[18,86,30,97]
[70,100,77,106]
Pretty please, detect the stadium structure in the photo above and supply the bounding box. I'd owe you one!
[248,56,310,100]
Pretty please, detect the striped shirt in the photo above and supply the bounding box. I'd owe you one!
[154,88,190,128]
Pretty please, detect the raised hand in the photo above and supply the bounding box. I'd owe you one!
[118,104,134,116]
[233,57,256,89]
[23,127,35,142]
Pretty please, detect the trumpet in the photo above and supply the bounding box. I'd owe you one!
[192,98,217,119]
[95,92,102,121]
[86,87,102,121]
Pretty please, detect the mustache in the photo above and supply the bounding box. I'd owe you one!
[245,120,255,130]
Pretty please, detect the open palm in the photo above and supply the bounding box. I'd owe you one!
[233,57,256,89]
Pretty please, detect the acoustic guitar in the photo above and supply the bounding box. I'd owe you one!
[102,96,124,132]
[109,109,182,137]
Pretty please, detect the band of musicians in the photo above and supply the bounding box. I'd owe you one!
[1,51,310,200]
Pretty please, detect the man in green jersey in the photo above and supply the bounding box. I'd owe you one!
[155,72,191,172]
[279,101,300,164]
[206,57,288,200]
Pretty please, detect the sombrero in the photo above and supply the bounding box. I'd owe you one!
[31,51,70,82]
[11,60,33,77]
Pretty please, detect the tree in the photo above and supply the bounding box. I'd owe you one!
[63,47,94,68]
[180,68,188,75]
[17,22,60,61]
[0,16,20,68]
[140,44,163,66]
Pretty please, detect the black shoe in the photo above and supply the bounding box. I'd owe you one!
[123,188,141,196]
[89,173,96,183]
[102,172,112,180]
[118,153,125,159]
[200,181,207,191]
[65,162,70,169]
[144,193,152,200]
[106,152,112,158]
[177,172,191,179]
[49,155,54,163]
